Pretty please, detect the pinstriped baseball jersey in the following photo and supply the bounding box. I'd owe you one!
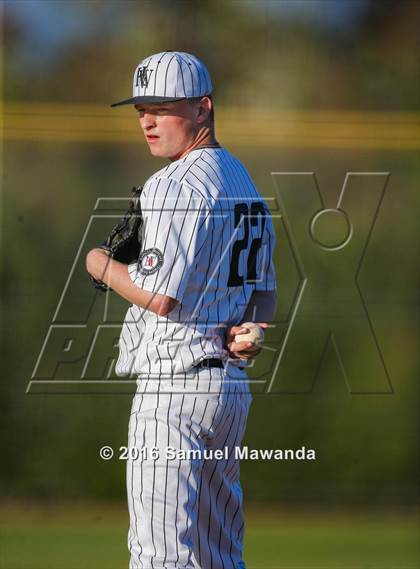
[115,146,276,377]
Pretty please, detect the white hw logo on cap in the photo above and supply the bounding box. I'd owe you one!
[136,66,153,89]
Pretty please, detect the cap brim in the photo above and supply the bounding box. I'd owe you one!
[110,95,186,108]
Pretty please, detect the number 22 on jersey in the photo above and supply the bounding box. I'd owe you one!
[228,201,267,287]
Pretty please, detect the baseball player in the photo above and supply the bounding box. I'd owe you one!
[86,51,277,569]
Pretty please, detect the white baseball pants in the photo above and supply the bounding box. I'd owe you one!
[126,367,252,569]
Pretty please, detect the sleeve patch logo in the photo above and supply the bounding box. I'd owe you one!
[138,248,164,275]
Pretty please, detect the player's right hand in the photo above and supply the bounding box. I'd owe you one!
[226,323,268,360]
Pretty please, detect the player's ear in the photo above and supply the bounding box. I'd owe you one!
[196,97,211,124]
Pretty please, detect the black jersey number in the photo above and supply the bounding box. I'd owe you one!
[228,202,266,287]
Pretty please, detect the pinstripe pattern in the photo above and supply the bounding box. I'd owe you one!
[132,52,212,101]
[120,145,276,568]
[127,367,251,568]
[115,147,276,378]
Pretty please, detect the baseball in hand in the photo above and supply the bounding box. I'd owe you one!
[234,322,264,346]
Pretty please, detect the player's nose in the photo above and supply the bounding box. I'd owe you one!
[140,112,156,130]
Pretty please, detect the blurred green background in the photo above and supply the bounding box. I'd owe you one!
[1,1,419,568]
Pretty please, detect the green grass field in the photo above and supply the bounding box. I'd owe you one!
[0,503,418,569]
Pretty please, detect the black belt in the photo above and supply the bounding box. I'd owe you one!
[194,358,224,369]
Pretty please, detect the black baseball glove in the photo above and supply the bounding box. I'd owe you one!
[90,186,143,292]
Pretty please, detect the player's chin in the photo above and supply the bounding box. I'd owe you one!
[147,144,170,158]
[147,144,162,156]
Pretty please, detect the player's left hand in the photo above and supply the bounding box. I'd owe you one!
[226,323,269,360]
[86,247,112,283]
